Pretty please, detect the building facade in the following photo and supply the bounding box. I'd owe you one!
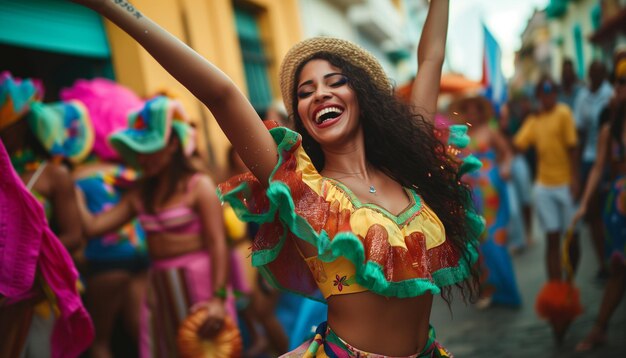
[0,0,302,167]
[514,0,626,93]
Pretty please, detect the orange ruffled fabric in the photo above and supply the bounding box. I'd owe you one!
[535,281,583,322]
[217,124,483,301]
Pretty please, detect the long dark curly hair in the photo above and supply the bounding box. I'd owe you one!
[291,52,480,303]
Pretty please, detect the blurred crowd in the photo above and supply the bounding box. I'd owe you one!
[444,46,626,351]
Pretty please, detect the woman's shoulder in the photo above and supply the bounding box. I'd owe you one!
[188,172,215,188]
[43,161,71,180]
[36,161,73,195]
[186,172,220,202]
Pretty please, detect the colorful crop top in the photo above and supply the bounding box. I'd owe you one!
[75,165,147,261]
[217,125,484,301]
[138,174,203,235]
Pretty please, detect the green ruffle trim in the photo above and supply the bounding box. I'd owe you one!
[447,123,485,248]
[218,126,483,299]
[447,124,483,176]
[448,125,471,148]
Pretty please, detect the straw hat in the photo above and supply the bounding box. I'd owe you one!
[279,37,392,117]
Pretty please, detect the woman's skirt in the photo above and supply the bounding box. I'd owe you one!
[139,251,236,358]
[281,322,453,358]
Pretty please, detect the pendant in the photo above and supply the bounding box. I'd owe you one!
[369,185,377,194]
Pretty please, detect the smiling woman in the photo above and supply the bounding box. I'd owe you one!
[70,0,483,356]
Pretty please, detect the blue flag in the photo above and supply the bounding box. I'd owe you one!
[481,24,508,115]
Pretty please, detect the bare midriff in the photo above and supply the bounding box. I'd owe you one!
[147,233,205,260]
[327,291,433,356]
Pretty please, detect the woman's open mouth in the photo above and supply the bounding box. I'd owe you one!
[313,106,344,127]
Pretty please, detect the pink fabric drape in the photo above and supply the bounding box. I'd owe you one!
[0,140,94,358]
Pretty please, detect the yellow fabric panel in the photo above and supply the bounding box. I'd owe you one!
[295,143,324,195]
[350,209,406,248]
[404,204,446,249]
[320,180,355,212]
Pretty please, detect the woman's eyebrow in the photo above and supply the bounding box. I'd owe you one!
[324,72,343,78]
[297,80,313,89]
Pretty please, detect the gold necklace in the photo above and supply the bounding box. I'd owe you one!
[323,168,377,194]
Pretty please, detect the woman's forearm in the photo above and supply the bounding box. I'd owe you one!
[76,188,135,237]
[209,237,228,295]
[94,0,235,107]
[411,0,450,116]
[84,0,278,182]
[418,0,449,68]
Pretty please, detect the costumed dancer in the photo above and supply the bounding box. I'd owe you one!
[75,96,239,357]
[498,92,536,252]
[64,78,149,358]
[70,0,485,356]
[453,95,521,309]
[573,53,626,352]
[0,72,94,357]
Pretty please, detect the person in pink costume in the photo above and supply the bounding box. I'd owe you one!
[0,140,94,358]
[75,96,237,357]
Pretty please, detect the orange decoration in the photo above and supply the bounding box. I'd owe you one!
[177,310,242,358]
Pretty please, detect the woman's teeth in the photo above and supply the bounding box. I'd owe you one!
[315,107,343,124]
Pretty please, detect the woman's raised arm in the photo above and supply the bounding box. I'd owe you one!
[410,0,449,118]
[73,0,278,182]
[75,186,137,237]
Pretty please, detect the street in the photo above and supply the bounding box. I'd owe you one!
[431,225,626,357]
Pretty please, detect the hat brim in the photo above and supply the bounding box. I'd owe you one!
[108,130,167,168]
[27,100,94,164]
[108,96,196,168]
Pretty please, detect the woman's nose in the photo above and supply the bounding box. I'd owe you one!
[313,85,332,101]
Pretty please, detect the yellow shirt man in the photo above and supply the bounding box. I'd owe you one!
[514,103,578,186]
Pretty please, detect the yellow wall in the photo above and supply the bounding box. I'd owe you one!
[104,0,302,171]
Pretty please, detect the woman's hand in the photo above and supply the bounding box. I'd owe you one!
[190,297,226,339]
[499,163,511,181]
[571,204,586,227]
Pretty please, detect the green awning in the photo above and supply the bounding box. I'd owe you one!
[546,0,569,18]
[234,7,273,113]
[0,0,110,58]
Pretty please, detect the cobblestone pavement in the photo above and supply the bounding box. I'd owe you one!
[430,226,626,358]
